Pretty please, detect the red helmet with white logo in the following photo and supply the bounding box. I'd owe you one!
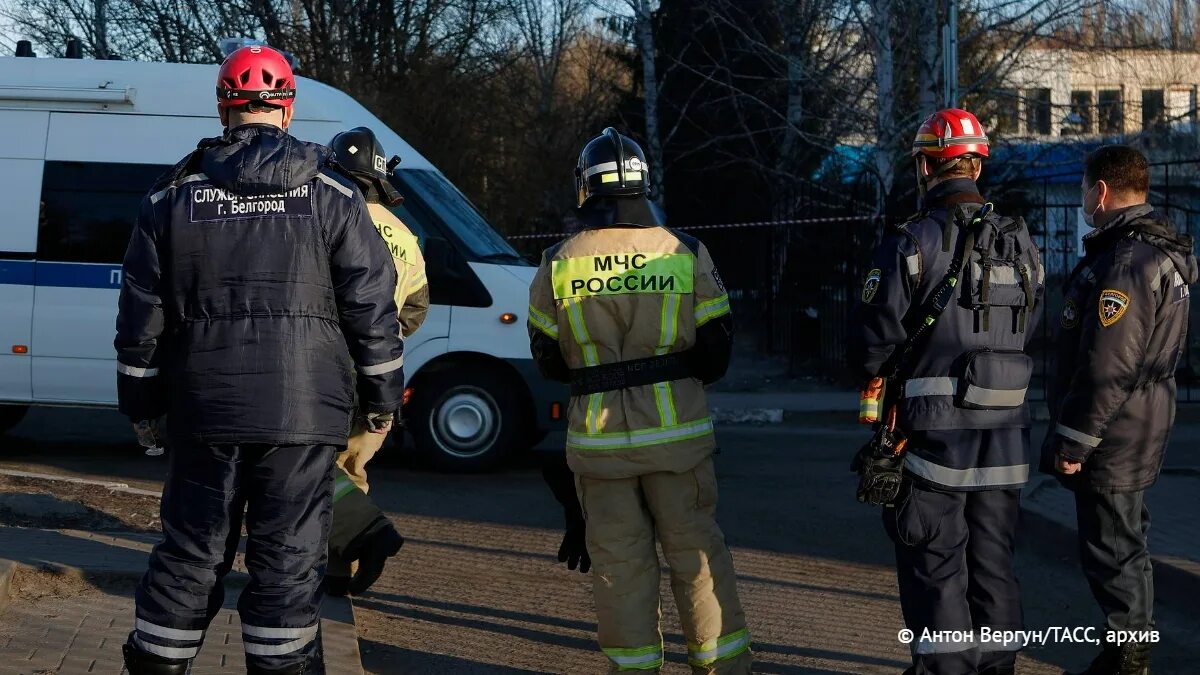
[216,45,296,110]
[912,108,989,159]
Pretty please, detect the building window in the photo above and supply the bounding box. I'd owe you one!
[1067,90,1094,134]
[39,161,168,264]
[1142,89,1166,130]
[992,89,1020,134]
[1026,88,1052,135]
[1098,89,1124,135]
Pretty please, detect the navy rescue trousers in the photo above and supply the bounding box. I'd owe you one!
[884,480,1024,675]
[129,443,336,672]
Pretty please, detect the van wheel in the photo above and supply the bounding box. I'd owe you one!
[409,366,524,472]
[0,405,29,435]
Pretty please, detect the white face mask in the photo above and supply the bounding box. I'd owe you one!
[1081,183,1101,228]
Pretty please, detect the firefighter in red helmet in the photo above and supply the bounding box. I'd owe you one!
[118,45,403,674]
[850,108,1044,675]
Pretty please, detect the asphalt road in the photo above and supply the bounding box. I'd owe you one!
[3,408,1200,674]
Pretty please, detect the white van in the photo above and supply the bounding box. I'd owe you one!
[0,53,565,470]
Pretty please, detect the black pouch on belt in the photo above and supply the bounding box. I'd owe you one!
[569,351,694,395]
[956,349,1033,410]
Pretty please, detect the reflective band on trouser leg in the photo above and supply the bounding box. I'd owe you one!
[133,618,203,660]
[564,298,603,434]
[118,362,160,377]
[333,471,358,503]
[567,418,714,451]
[689,629,751,667]
[242,624,320,657]
[654,293,682,427]
[603,644,665,671]
[694,294,731,327]
[1056,423,1102,448]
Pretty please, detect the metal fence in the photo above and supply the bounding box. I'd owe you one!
[506,157,1200,396]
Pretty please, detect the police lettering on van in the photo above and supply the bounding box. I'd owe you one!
[551,253,694,299]
[190,184,314,221]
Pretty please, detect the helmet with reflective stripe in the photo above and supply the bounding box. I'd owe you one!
[216,45,296,110]
[575,127,649,207]
[912,108,989,159]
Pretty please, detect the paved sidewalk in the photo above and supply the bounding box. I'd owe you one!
[0,527,362,675]
[1022,471,1200,597]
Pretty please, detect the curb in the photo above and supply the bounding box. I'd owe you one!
[0,558,14,617]
[1020,489,1200,605]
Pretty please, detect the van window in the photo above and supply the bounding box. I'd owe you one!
[39,161,169,264]
[391,169,525,265]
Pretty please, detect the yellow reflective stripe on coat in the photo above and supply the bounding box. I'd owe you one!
[567,418,714,451]
[373,219,420,266]
[602,644,664,670]
[688,628,751,667]
[564,298,604,433]
[695,294,731,326]
[527,304,559,339]
[552,253,694,300]
[653,293,681,426]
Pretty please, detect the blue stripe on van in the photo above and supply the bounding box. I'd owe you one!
[0,260,123,289]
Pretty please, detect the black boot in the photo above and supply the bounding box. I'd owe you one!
[1066,641,1151,675]
[348,523,404,596]
[122,642,191,675]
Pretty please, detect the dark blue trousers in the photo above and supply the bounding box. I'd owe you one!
[129,443,336,673]
[884,481,1024,675]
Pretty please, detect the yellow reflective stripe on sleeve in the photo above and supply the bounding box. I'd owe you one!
[527,304,559,339]
[695,294,731,326]
[602,644,664,670]
[653,293,681,426]
[567,418,714,451]
[552,253,694,299]
[564,298,604,433]
[688,629,751,667]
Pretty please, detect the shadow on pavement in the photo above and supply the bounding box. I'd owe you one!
[358,640,548,674]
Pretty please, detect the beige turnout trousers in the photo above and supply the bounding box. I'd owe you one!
[578,457,752,674]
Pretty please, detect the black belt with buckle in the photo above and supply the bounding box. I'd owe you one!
[569,352,694,396]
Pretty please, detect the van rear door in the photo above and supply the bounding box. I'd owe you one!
[0,110,48,403]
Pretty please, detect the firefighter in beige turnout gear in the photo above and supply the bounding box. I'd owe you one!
[529,128,752,674]
[325,127,429,596]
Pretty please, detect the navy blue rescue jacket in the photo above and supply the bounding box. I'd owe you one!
[1041,204,1197,492]
[115,124,405,446]
[850,179,1045,489]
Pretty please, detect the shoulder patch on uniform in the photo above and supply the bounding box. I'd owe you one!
[862,268,882,303]
[1060,298,1079,330]
[1099,289,1130,327]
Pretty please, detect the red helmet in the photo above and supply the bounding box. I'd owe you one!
[216,45,296,110]
[912,108,989,159]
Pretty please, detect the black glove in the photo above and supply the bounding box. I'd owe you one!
[542,455,591,574]
[851,409,906,506]
[559,515,591,573]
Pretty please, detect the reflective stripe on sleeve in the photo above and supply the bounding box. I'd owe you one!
[904,377,957,397]
[118,363,160,378]
[961,384,1027,408]
[1056,423,1102,448]
[567,418,714,451]
[135,619,203,641]
[602,644,665,670]
[905,254,920,277]
[654,293,681,427]
[564,298,604,434]
[905,453,1029,489]
[694,294,731,326]
[528,304,559,339]
[317,172,354,198]
[150,173,209,204]
[133,636,200,660]
[359,356,404,376]
[333,472,358,503]
[688,628,751,667]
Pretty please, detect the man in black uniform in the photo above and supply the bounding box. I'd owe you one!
[1043,145,1196,675]
[116,45,404,674]
[850,108,1043,675]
